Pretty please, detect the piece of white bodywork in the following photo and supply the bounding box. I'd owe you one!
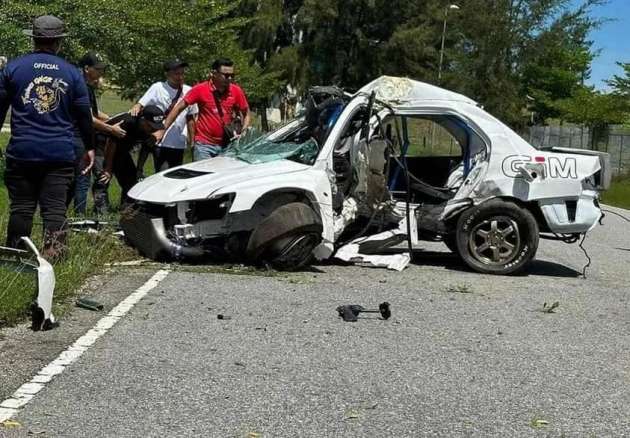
[69,220,109,234]
[335,229,411,271]
[334,198,359,240]
[0,237,56,331]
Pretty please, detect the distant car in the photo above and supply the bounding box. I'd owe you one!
[121,76,610,275]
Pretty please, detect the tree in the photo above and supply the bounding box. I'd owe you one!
[554,86,628,149]
[607,62,630,96]
[0,0,275,101]
[448,0,604,128]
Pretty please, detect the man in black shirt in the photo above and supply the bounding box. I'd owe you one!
[97,105,164,208]
[70,52,126,215]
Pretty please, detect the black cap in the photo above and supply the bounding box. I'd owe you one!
[78,52,106,70]
[141,105,165,130]
[23,15,68,39]
[163,59,189,72]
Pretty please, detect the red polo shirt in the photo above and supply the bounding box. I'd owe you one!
[183,81,249,146]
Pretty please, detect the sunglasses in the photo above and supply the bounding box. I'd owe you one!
[216,71,236,80]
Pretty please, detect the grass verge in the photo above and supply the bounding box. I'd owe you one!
[601,175,630,210]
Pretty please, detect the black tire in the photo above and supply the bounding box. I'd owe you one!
[456,199,539,275]
[247,202,323,271]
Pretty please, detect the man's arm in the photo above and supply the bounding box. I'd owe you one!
[130,83,157,116]
[154,99,189,142]
[99,137,117,183]
[93,116,126,138]
[235,87,251,133]
[186,115,195,146]
[241,108,252,132]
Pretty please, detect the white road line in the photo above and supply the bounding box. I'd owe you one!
[0,269,170,422]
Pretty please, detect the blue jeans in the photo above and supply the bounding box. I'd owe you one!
[193,142,222,161]
[73,172,91,215]
[70,139,90,215]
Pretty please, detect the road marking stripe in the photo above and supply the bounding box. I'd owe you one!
[0,269,170,422]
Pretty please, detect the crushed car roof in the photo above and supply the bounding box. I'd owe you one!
[358,76,478,106]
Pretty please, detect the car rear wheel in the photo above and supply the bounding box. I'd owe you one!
[455,200,539,275]
[246,202,323,271]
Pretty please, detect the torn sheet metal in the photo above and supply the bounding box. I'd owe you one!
[335,229,411,271]
[0,237,56,331]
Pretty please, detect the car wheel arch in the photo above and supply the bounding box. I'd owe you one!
[443,196,548,237]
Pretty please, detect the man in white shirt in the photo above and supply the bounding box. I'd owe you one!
[130,59,197,173]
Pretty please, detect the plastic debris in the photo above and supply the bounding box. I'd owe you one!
[76,298,104,311]
[335,230,411,271]
[0,237,57,331]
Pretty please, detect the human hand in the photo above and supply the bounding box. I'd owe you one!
[109,121,127,139]
[153,129,165,143]
[99,170,112,184]
[129,104,142,117]
[80,149,95,175]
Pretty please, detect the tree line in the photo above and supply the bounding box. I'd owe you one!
[1,0,628,130]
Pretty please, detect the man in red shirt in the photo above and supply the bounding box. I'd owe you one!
[155,58,250,161]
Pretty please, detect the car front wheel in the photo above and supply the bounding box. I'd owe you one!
[455,199,539,275]
[246,202,323,271]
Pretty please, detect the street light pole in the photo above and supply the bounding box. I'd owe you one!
[438,4,460,84]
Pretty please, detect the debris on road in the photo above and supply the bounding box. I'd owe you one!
[105,259,148,267]
[68,220,110,234]
[75,298,104,311]
[446,284,474,294]
[0,237,57,331]
[335,230,411,271]
[542,301,560,313]
[336,302,391,322]
[0,419,21,429]
[530,418,550,428]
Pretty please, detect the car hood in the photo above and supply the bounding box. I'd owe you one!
[128,156,309,203]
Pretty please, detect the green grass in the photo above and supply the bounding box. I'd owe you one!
[99,88,134,116]
[0,92,141,327]
[602,175,630,210]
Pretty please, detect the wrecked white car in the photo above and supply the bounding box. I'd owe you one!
[121,76,610,274]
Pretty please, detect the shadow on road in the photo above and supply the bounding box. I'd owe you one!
[406,250,582,278]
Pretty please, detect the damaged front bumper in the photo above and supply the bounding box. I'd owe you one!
[120,205,206,260]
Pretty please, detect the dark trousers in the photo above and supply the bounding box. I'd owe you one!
[93,148,138,211]
[4,158,74,249]
[155,147,184,172]
[91,154,111,215]
[136,142,158,177]
[113,148,138,206]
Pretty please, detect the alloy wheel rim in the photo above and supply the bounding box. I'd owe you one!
[468,216,521,266]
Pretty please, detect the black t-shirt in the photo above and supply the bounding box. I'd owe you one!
[74,83,99,145]
[106,113,151,152]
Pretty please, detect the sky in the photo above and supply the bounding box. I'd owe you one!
[575,0,630,90]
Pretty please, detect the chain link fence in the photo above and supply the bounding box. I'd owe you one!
[525,124,630,175]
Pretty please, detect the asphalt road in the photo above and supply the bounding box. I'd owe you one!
[2,208,630,437]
